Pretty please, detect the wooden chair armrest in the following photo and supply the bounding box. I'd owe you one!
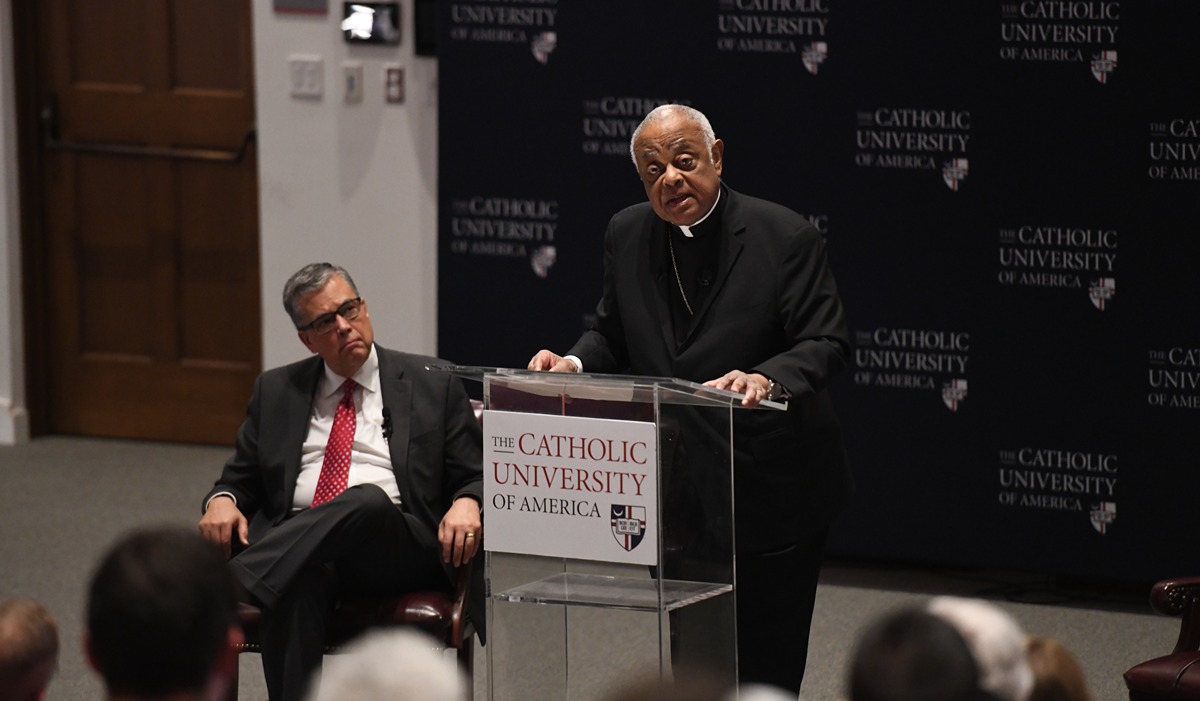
[1149,577,1200,653]
[449,556,474,648]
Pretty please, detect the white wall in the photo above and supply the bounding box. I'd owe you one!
[253,4,440,370]
[0,2,440,444]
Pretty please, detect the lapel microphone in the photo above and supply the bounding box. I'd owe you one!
[381,406,394,442]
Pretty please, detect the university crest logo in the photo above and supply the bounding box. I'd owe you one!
[802,42,828,75]
[1090,501,1116,534]
[943,158,968,191]
[942,379,967,412]
[1091,50,1117,84]
[1089,277,1115,311]
[531,245,557,278]
[611,505,647,552]
[531,31,557,64]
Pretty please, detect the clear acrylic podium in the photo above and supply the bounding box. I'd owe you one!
[435,366,785,701]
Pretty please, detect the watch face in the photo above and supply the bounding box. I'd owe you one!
[767,380,786,401]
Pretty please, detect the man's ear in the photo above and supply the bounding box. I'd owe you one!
[710,138,725,176]
[298,331,317,354]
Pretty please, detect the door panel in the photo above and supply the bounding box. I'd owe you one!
[33,0,260,444]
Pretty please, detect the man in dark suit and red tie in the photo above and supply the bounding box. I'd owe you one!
[529,104,853,694]
[199,263,484,701]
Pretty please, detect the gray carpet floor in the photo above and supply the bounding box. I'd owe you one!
[0,436,1175,700]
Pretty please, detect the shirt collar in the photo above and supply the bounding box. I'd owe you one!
[321,343,379,398]
[678,186,722,238]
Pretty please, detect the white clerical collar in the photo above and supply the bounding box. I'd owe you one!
[321,343,379,397]
[678,188,722,238]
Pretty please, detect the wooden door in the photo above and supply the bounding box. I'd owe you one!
[24,0,260,444]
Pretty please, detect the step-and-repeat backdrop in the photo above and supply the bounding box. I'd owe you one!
[437,0,1199,583]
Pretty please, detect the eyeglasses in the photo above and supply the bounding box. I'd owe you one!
[298,297,364,334]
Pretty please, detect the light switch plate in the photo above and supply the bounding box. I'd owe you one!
[343,61,363,103]
[288,54,323,99]
[384,63,404,104]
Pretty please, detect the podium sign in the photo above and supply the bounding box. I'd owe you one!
[483,410,659,566]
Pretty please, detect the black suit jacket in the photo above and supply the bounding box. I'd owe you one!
[204,345,484,619]
[568,187,853,554]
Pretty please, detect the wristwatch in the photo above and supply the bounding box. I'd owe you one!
[765,379,787,401]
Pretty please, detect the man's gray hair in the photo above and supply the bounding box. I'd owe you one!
[0,599,58,684]
[629,104,717,167]
[282,263,360,328]
[306,629,466,701]
[927,596,1034,701]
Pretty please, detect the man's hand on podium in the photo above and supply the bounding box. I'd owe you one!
[528,349,580,373]
[704,369,772,408]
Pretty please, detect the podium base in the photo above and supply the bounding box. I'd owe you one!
[494,572,732,612]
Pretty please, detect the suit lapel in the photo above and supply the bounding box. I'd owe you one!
[283,357,323,513]
[638,215,677,360]
[681,188,745,348]
[377,348,413,508]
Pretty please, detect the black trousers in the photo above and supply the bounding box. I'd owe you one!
[670,527,828,696]
[735,528,827,694]
[230,485,445,701]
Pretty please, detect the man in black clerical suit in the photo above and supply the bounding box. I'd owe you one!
[200,263,483,701]
[529,104,852,694]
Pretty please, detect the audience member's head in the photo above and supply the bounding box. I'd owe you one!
[928,596,1034,701]
[85,526,241,700]
[1025,635,1092,701]
[0,599,59,701]
[601,673,798,701]
[737,683,797,701]
[306,629,465,701]
[847,606,981,701]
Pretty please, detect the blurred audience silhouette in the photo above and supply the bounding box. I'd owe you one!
[928,596,1033,701]
[305,628,466,701]
[847,606,982,701]
[85,526,242,701]
[0,598,59,701]
[1026,635,1092,701]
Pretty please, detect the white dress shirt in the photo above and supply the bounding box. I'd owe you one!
[292,344,400,509]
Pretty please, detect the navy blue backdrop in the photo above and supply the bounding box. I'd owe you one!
[437,0,1200,584]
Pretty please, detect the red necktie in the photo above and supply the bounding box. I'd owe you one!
[312,379,357,507]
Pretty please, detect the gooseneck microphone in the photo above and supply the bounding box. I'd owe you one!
[381,407,393,442]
